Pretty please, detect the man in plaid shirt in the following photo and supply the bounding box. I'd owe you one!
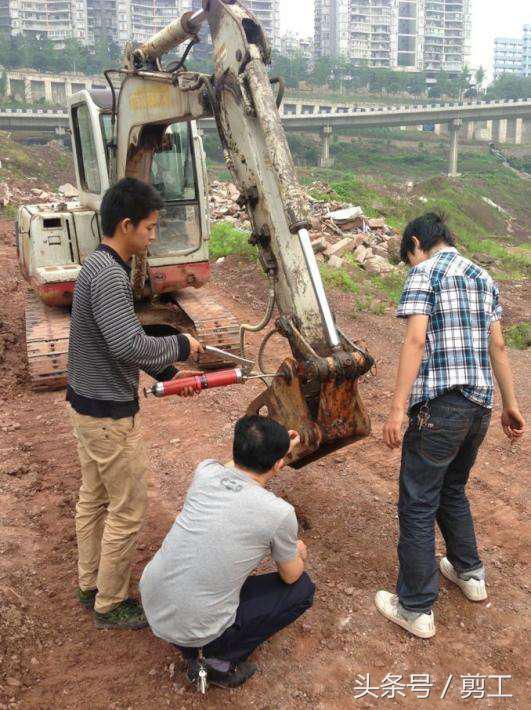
[375,213,525,639]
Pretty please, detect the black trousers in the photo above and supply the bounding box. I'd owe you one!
[397,391,490,613]
[177,572,315,664]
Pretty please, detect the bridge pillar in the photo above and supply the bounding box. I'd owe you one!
[320,125,334,168]
[466,121,475,141]
[514,118,523,145]
[44,79,53,104]
[485,120,493,141]
[448,119,462,178]
[434,123,442,136]
[24,77,31,103]
[497,119,508,143]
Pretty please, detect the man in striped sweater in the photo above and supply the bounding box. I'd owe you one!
[67,177,203,630]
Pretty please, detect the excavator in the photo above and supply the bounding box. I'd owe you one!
[16,0,373,466]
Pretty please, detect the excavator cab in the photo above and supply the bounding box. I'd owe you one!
[69,90,211,294]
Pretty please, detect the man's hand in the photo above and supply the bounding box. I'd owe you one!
[287,430,301,455]
[501,406,525,441]
[183,334,204,359]
[173,369,202,398]
[296,539,308,561]
[383,406,406,449]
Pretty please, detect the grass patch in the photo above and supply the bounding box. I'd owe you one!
[505,323,530,350]
[371,270,406,304]
[321,264,361,294]
[209,221,256,260]
[1,204,17,219]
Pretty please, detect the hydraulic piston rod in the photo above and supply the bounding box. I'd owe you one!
[133,9,206,65]
[298,228,341,350]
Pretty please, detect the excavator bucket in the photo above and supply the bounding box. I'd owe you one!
[247,356,372,468]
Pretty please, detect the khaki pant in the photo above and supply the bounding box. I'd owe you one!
[69,406,148,614]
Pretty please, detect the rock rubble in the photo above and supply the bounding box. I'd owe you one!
[209,179,404,277]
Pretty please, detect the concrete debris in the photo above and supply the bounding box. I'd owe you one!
[354,245,372,264]
[58,183,79,198]
[1,174,403,277]
[0,179,77,208]
[327,255,344,269]
[311,237,328,254]
[324,237,358,259]
[0,182,13,207]
[364,255,394,276]
[326,206,363,223]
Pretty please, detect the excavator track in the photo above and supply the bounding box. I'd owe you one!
[25,289,70,391]
[174,289,241,369]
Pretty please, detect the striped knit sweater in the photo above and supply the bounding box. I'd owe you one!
[67,244,190,418]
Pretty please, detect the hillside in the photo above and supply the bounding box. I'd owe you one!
[0,131,75,216]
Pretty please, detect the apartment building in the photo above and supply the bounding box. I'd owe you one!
[0,0,87,42]
[493,38,523,78]
[523,25,531,77]
[0,0,194,46]
[494,25,531,78]
[280,32,314,59]
[191,0,280,61]
[314,0,471,73]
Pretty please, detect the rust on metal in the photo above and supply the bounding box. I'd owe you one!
[25,289,70,390]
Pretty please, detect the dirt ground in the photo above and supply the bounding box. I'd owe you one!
[0,219,529,709]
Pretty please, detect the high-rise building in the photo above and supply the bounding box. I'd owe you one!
[280,32,314,59]
[493,38,523,78]
[0,0,193,46]
[494,25,531,79]
[0,0,87,42]
[191,0,280,60]
[523,25,531,77]
[314,0,471,73]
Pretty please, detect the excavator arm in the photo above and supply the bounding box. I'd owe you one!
[114,0,374,466]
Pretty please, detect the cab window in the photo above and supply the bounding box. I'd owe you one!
[149,122,202,256]
[72,104,101,194]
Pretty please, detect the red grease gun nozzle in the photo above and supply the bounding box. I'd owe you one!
[146,368,244,399]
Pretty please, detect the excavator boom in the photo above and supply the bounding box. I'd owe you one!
[126,0,373,465]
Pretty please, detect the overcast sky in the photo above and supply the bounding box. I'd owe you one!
[280,0,530,76]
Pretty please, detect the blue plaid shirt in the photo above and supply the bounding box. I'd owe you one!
[397,248,502,410]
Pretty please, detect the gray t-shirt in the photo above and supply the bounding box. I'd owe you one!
[139,459,299,647]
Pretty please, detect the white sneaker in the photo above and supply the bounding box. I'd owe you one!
[374,591,436,639]
[439,557,487,602]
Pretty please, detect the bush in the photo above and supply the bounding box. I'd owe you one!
[209,221,255,260]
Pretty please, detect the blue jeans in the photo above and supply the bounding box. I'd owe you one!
[397,391,491,614]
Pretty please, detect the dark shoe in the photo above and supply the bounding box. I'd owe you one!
[94,599,148,630]
[187,659,257,689]
[77,588,97,610]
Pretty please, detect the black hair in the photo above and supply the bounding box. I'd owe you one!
[100,177,164,237]
[233,415,291,475]
[400,212,456,263]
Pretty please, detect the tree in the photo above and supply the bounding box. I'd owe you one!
[311,56,335,86]
[486,73,531,100]
[475,66,485,91]
[457,64,472,100]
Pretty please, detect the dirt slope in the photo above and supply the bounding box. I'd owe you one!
[0,220,529,709]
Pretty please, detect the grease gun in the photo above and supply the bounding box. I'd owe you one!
[144,346,272,399]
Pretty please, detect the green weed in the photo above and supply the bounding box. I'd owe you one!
[209,221,256,260]
[505,323,530,350]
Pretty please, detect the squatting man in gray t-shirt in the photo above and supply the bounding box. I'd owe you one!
[140,415,316,689]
